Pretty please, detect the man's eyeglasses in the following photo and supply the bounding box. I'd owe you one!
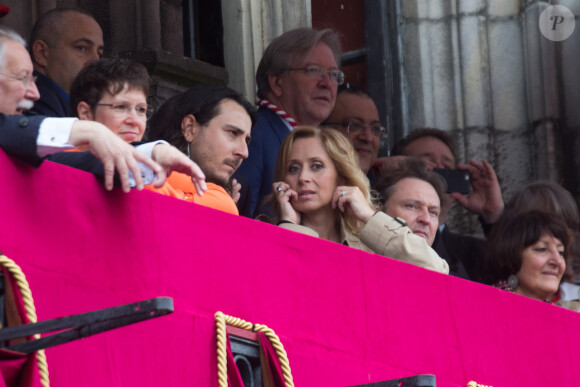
[96,103,154,119]
[0,72,37,88]
[286,65,345,85]
[326,121,386,138]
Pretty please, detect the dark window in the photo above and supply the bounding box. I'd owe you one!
[183,0,224,67]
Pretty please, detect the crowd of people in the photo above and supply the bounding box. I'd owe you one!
[0,7,578,311]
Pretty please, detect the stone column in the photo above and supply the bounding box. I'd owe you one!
[557,0,580,203]
[222,0,312,101]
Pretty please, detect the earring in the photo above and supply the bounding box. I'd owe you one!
[507,274,519,290]
[187,143,191,158]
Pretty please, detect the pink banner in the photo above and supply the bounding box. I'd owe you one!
[0,149,578,386]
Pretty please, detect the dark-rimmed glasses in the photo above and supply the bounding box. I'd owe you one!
[326,121,386,138]
[96,103,154,119]
[286,65,345,85]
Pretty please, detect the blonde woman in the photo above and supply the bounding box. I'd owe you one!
[270,126,448,274]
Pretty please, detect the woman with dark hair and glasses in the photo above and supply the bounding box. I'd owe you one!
[70,57,153,143]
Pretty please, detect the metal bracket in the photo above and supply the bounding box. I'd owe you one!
[0,297,174,353]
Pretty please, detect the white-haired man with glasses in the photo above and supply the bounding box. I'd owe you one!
[0,27,40,115]
[234,27,342,217]
[324,84,386,185]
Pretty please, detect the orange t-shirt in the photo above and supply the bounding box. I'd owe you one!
[145,172,238,215]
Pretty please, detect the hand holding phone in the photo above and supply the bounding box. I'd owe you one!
[433,169,470,194]
[128,162,158,188]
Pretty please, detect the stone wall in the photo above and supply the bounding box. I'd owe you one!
[395,0,580,233]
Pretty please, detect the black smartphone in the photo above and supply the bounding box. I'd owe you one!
[433,168,470,194]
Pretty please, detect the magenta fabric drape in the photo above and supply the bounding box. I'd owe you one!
[257,332,285,387]
[0,268,42,387]
[225,332,286,387]
[0,350,34,387]
[225,335,243,387]
[1,150,580,386]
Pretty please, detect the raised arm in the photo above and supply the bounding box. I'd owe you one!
[452,160,504,224]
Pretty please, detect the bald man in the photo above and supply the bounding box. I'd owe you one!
[28,8,104,117]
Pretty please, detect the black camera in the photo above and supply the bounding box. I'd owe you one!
[433,169,470,194]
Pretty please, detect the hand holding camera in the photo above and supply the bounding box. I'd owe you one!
[448,160,505,224]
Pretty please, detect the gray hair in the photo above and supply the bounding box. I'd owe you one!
[0,26,26,69]
[256,27,341,99]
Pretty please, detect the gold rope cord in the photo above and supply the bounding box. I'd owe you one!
[215,311,294,387]
[467,382,493,387]
[0,255,49,387]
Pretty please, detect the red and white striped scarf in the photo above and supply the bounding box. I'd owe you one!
[256,98,298,128]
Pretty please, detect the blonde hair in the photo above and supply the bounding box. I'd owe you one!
[270,126,376,235]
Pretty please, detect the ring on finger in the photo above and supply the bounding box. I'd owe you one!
[276,186,283,192]
[340,189,346,197]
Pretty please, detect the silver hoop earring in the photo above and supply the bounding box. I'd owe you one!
[507,274,519,290]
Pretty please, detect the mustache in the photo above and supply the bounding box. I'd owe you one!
[17,99,34,111]
[225,158,242,170]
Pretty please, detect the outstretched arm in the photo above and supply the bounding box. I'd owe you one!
[68,120,163,193]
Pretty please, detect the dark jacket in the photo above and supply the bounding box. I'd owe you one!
[234,107,290,217]
[26,71,72,118]
[432,226,486,282]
